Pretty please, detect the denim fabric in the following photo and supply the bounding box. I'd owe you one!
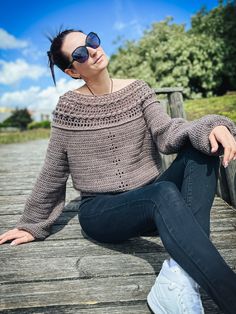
[78,141,236,314]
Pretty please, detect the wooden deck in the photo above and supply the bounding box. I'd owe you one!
[0,138,236,313]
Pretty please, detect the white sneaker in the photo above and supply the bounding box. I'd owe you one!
[147,259,205,314]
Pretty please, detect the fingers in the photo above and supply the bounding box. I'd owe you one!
[0,228,18,244]
[211,126,236,167]
[229,146,236,163]
[11,235,34,246]
[223,142,236,168]
[0,228,35,246]
[223,146,232,168]
[0,233,17,245]
[209,133,219,153]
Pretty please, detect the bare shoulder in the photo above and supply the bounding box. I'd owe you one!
[113,78,137,91]
[72,78,138,94]
[73,84,88,94]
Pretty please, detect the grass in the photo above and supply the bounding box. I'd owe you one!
[0,128,51,145]
[184,94,236,123]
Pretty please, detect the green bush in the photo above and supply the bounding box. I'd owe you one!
[27,120,51,129]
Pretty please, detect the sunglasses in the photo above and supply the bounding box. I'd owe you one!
[67,32,100,69]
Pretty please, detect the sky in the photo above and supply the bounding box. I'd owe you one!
[0,0,219,120]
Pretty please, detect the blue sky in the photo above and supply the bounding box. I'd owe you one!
[0,0,219,120]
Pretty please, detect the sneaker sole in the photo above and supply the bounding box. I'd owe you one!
[146,300,155,313]
[147,291,167,314]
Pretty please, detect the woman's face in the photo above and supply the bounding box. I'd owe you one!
[62,31,109,80]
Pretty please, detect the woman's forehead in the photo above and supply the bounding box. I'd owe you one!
[62,32,86,56]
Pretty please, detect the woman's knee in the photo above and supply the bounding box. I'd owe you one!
[147,181,180,206]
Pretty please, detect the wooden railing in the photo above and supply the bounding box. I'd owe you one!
[154,87,236,209]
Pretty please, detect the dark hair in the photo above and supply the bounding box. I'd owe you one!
[45,26,84,86]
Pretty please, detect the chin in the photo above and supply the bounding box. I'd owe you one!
[98,56,109,69]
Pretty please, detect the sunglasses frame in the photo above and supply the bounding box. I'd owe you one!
[67,32,100,69]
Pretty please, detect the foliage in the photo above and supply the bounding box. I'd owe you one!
[27,120,51,129]
[189,0,236,94]
[2,108,33,131]
[109,1,236,99]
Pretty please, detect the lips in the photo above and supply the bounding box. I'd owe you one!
[94,55,103,64]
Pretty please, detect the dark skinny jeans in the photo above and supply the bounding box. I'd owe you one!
[78,141,236,314]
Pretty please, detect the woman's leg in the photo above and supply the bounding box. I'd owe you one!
[78,142,236,313]
[153,140,220,238]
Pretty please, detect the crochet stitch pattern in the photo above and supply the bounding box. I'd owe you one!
[15,79,236,239]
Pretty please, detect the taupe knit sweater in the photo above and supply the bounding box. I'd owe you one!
[16,79,236,239]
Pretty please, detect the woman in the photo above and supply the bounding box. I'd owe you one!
[1,29,236,314]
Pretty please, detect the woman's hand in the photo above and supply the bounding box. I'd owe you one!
[0,228,35,246]
[209,125,236,167]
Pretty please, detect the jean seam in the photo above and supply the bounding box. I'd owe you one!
[185,159,193,210]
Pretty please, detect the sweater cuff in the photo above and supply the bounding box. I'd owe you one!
[190,114,236,156]
[16,224,50,240]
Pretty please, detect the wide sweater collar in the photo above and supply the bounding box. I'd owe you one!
[51,79,155,130]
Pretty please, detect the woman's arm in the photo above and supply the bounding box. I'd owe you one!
[142,90,236,158]
[7,126,70,242]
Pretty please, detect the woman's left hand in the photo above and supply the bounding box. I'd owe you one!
[209,125,236,168]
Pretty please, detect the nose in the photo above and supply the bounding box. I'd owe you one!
[87,46,98,58]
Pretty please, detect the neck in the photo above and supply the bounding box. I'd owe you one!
[83,69,112,95]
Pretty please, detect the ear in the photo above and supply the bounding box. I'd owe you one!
[64,68,81,79]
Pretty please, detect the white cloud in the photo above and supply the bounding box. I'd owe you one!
[113,21,127,30]
[0,59,47,85]
[113,19,143,35]
[0,28,28,49]
[113,0,144,36]
[21,46,45,61]
[0,78,84,120]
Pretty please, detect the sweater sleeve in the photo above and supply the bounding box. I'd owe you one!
[142,88,236,156]
[15,126,70,240]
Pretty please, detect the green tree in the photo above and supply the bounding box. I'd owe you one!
[109,17,223,98]
[109,1,236,98]
[3,108,33,130]
[189,0,236,94]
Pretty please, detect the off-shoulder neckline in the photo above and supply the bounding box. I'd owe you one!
[66,79,144,100]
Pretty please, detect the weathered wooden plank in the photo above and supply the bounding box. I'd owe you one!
[1,248,235,284]
[0,252,167,283]
[0,297,224,314]
[0,237,167,259]
[0,274,155,310]
[0,197,79,211]
[0,303,154,314]
[0,274,223,313]
[168,91,187,120]
[0,188,78,205]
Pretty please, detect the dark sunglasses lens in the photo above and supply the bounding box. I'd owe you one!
[72,46,89,63]
[86,32,100,48]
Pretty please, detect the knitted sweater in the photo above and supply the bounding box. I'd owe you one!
[16,79,236,240]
